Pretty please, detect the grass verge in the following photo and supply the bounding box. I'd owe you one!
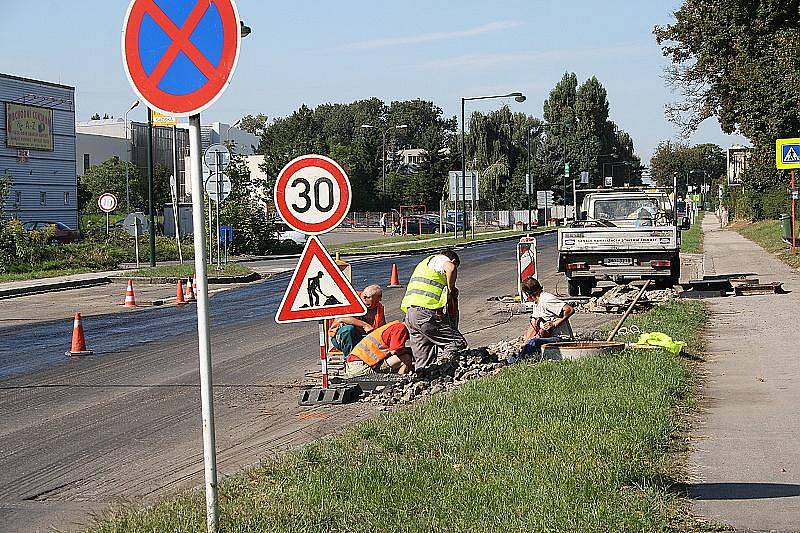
[0,267,92,283]
[681,212,704,254]
[733,219,800,270]
[127,263,253,279]
[90,300,708,533]
[331,228,547,254]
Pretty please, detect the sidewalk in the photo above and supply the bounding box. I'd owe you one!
[0,269,122,299]
[690,214,800,531]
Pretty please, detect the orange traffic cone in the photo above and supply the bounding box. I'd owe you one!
[123,279,137,308]
[185,277,196,302]
[388,263,402,288]
[176,279,186,305]
[66,312,93,357]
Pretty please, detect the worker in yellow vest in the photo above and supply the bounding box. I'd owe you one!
[401,249,467,373]
[346,321,413,378]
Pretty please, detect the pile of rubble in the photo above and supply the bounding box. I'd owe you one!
[360,337,526,408]
[576,283,677,313]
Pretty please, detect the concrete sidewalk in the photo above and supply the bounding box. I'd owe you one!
[0,269,122,299]
[690,214,800,532]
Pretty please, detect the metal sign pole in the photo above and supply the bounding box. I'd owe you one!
[207,188,213,265]
[792,169,796,256]
[318,321,329,388]
[170,176,183,264]
[106,212,109,236]
[134,220,140,269]
[189,114,219,532]
[215,151,222,270]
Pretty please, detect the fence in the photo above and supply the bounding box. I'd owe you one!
[345,207,576,232]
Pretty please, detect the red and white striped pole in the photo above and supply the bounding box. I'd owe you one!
[792,169,796,256]
[318,321,329,389]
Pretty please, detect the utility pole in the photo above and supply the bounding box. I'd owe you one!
[146,108,156,267]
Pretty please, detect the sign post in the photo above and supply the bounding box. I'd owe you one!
[517,237,538,305]
[122,0,242,530]
[97,192,118,235]
[776,138,800,255]
[169,175,183,264]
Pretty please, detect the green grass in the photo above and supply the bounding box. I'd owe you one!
[89,300,708,533]
[0,267,92,283]
[735,219,800,270]
[331,228,549,254]
[128,263,253,279]
[680,212,704,254]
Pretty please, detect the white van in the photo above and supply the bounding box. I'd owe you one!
[273,218,308,247]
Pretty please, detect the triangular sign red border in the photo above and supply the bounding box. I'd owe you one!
[275,236,367,324]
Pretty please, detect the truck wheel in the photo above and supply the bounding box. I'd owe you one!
[567,279,580,297]
[668,256,681,287]
[578,280,595,297]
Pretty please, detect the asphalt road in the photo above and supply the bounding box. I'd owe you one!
[0,233,600,532]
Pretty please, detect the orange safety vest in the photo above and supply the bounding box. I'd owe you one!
[350,320,401,367]
[328,301,385,337]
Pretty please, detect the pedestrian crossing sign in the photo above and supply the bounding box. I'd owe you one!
[776,138,800,169]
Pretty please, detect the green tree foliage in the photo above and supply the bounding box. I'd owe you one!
[219,153,274,254]
[655,0,800,219]
[649,141,726,190]
[80,157,143,213]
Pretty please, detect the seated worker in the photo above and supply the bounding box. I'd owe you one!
[329,284,385,357]
[508,277,575,364]
[346,320,414,378]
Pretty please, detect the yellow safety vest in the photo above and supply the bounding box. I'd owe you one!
[400,255,449,312]
[350,321,401,367]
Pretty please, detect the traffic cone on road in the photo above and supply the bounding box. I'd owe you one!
[388,263,402,288]
[185,277,196,302]
[123,279,137,308]
[66,312,93,357]
[176,279,186,305]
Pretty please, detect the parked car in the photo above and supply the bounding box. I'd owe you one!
[445,211,471,231]
[273,219,308,248]
[22,221,80,244]
[402,214,455,235]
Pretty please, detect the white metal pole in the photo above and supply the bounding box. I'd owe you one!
[189,114,219,533]
[134,220,140,269]
[572,178,577,221]
[215,151,222,270]
[106,212,109,236]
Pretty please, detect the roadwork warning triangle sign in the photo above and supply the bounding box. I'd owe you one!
[275,236,367,324]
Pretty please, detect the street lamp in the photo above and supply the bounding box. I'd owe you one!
[461,92,526,239]
[124,99,140,213]
[226,118,242,148]
[360,123,408,211]
[688,169,708,209]
[598,152,618,184]
[527,124,543,228]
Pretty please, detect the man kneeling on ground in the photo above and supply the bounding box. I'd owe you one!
[345,321,414,378]
[329,284,385,357]
[508,277,575,364]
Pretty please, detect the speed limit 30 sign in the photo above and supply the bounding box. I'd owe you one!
[274,155,352,235]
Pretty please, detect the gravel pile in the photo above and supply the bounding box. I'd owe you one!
[577,283,677,313]
[361,337,527,408]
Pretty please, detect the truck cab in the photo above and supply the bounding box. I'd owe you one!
[558,189,680,296]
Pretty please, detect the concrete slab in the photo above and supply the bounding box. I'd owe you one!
[689,213,800,532]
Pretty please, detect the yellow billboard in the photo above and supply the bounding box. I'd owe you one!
[5,103,53,151]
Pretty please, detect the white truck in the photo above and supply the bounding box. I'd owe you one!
[557,189,682,296]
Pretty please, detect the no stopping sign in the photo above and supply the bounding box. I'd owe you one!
[274,155,352,235]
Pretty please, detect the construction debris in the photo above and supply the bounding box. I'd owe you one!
[576,282,676,313]
[356,339,526,407]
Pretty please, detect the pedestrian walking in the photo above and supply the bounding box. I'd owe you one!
[401,249,467,374]
[380,212,387,236]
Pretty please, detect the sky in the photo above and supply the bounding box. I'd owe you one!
[0,0,748,163]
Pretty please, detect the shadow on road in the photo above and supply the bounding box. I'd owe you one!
[690,482,800,500]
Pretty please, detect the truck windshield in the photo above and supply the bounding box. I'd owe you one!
[594,197,663,222]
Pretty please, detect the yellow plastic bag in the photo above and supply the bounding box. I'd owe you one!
[634,332,686,355]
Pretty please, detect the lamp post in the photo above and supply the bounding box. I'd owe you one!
[688,170,708,208]
[360,123,408,211]
[527,125,543,228]
[225,118,241,146]
[124,100,139,213]
[599,152,618,185]
[461,92,526,239]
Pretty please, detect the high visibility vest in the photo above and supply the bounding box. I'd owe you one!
[328,300,385,337]
[350,320,401,367]
[401,255,449,312]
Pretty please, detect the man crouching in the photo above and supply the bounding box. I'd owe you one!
[508,277,575,364]
[345,321,414,378]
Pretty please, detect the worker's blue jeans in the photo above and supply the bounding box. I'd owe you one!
[508,336,567,364]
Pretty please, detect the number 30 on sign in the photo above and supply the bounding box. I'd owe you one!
[274,155,352,235]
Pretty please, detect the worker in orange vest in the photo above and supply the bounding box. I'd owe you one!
[345,321,413,378]
[329,284,385,357]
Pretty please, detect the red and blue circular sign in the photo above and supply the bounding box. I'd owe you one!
[122,0,241,116]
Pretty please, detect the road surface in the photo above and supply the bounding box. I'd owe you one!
[0,234,607,532]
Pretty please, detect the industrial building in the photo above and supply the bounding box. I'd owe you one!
[0,73,77,228]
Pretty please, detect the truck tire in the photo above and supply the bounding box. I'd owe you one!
[668,255,681,287]
[579,279,596,297]
[567,279,581,297]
